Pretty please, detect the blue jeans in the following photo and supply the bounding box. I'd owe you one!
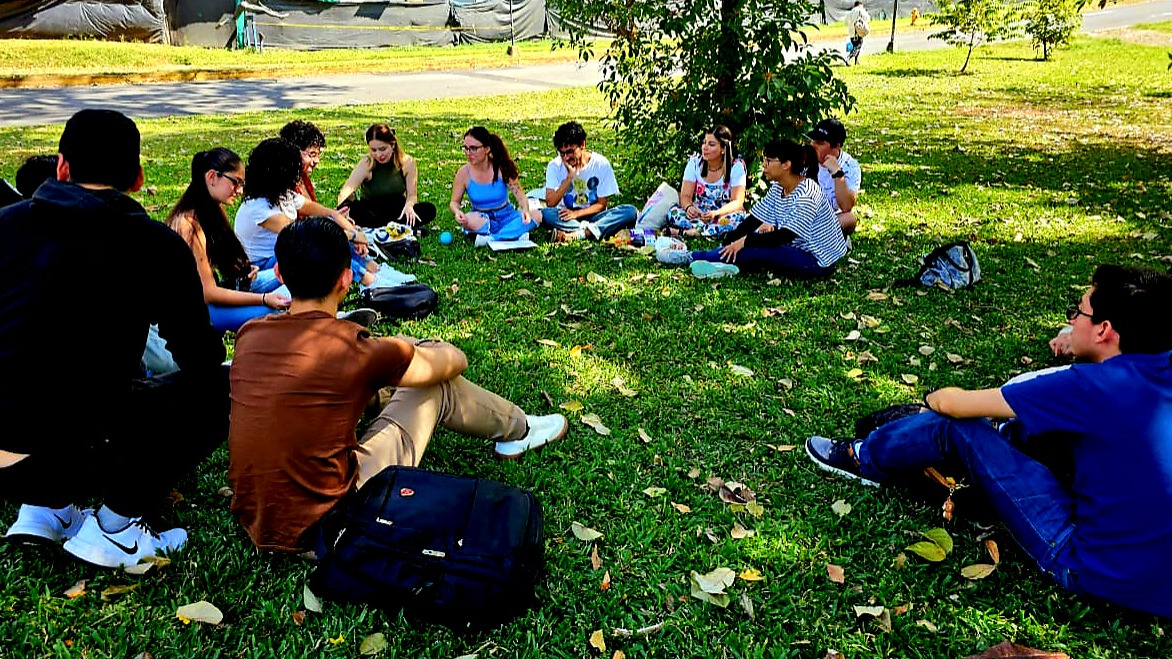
[691,244,835,278]
[857,412,1081,593]
[465,206,532,242]
[251,250,368,292]
[541,204,637,239]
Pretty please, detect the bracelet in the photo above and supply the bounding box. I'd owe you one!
[261,292,267,306]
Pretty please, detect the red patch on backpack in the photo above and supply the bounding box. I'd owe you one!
[399,488,415,497]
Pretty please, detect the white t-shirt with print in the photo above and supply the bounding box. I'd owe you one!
[545,152,621,211]
[816,150,861,212]
[235,192,304,263]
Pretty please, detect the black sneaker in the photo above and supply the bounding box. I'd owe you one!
[805,436,879,487]
[338,308,380,328]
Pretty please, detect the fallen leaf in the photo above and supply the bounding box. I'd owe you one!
[586,271,607,283]
[571,522,603,542]
[612,376,638,397]
[100,584,138,602]
[642,486,667,498]
[960,563,997,580]
[827,564,845,584]
[123,562,156,576]
[569,344,590,358]
[738,568,764,582]
[964,641,1069,658]
[589,630,606,653]
[894,552,908,569]
[718,481,756,505]
[946,353,964,364]
[892,603,911,616]
[744,501,765,518]
[303,584,323,613]
[176,601,223,625]
[905,541,948,562]
[613,652,626,659]
[216,486,234,498]
[857,351,878,364]
[921,528,953,553]
[291,611,306,626]
[704,476,725,492]
[728,364,753,377]
[918,346,936,356]
[638,427,653,443]
[671,502,691,514]
[901,373,920,384]
[689,567,735,607]
[768,443,796,452]
[516,288,533,297]
[600,570,612,590]
[1025,257,1041,271]
[867,291,889,301]
[328,634,345,646]
[740,592,755,620]
[580,413,611,435]
[590,544,602,570]
[831,499,852,517]
[536,339,559,347]
[845,330,862,342]
[860,314,881,329]
[730,523,755,539]
[778,377,794,390]
[846,368,864,379]
[916,619,938,632]
[359,633,389,656]
[63,580,86,599]
[985,539,1000,564]
[560,400,584,412]
[854,605,886,619]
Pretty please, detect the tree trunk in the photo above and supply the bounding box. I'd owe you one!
[716,0,741,116]
[961,31,976,73]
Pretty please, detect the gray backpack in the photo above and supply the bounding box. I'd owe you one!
[899,241,981,290]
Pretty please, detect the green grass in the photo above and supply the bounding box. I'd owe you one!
[1135,20,1172,33]
[0,38,579,83]
[1,36,1171,658]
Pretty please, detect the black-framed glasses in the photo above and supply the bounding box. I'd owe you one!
[218,172,244,189]
[558,147,578,157]
[462,144,485,152]
[1066,303,1094,322]
[762,157,780,165]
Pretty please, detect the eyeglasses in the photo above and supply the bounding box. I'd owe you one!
[218,172,245,189]
[558,147,578,157]
[302,149,322,161]
[1066,303,1094,322]
[762,157,780,165]
[462,144,485,153]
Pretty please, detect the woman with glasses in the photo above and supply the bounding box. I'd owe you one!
[166,148,291,332]
[449,126,535,246]
[280,120,326,203]
[663,125,747,239]
[338,123,436,230]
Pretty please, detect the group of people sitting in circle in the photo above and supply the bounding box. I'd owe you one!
[1,108,1169,624]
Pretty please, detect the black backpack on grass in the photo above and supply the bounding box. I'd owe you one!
[311,466,545,630]
[897,241,981,290]
[358,283,438,323]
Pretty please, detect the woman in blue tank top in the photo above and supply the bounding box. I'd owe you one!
[449,126,535,245]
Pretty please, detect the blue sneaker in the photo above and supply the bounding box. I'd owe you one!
[805,436,879,487]
[690,260,740,279]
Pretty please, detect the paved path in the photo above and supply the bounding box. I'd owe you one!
[1,1,1167,128]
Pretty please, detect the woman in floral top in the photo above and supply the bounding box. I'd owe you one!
[664,125,747,238]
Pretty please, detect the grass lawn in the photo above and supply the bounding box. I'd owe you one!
[1,36,1170,659]
[1135,20,1172,33]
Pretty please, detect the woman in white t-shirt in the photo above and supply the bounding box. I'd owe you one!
[235,138,402,293]
[664,126,747,238]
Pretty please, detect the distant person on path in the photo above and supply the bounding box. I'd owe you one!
[657,139,848,280]
[662,125,748,239]
[228,217,568,553]
[845,0,871,65]
[280,119,326,203]
[450,126,536,246]
[337,122,437,230]
[805,264,1172,619]
[539,121,637,242]
[805,118,862,236]
[0,109,229,567]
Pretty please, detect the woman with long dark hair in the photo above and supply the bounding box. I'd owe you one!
[449,126,535,246]
[338,123,437,229]
[658,139,847,279]
[663,125,747,238]
[167,148,290,332]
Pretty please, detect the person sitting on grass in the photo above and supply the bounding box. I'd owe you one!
[657,138,848,280]
[662,125,748,239]
[805,264,1172,618]
[805,118,861,236]
[280,119,326,204]
[235,137,412,293]
[450,126,536,247]
[1,155,57,208]
[227,217,568,553]
[539,120,637,242]
[338,122,437,230]
[0,109,228,568]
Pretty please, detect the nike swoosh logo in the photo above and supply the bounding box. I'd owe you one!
[106,536,139,555]
[54,514,74,530]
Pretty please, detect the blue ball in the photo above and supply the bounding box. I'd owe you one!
[439,231,453,245]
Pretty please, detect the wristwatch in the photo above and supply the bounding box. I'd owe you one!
[832,169,846,179]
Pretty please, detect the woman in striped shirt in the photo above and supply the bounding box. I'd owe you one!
[658,139,848,279]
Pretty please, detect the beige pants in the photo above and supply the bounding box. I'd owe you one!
[354,376,528,487]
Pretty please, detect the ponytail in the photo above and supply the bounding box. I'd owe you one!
[168,148,250,283]
[465,126,519,183]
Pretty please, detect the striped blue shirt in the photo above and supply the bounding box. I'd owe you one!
[750,179,848,267]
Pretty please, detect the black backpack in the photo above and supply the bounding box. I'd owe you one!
[310,466,545,629]
[897,241,981,289]
[358,283,438,323]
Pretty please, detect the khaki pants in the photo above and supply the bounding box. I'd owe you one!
[354,376,528,487]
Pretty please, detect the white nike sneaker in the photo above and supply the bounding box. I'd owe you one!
[63,515,187,568]
[5,504,92,544]
[494,414,569,460]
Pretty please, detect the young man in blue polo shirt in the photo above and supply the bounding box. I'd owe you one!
[806,264,1172,618]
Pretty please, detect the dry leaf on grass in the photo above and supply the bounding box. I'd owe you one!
[916,619,938,632]
[612,377,638,397]
[600,570,611,591]
[901,374,920,384]
[642,486,667,498]
[846,368,864,379]
[590,545,602,570]
[359,633,389,656]
[560,400,584,412]
[176,601,223,625]
[717,481,756,505]
[571,522,604,542]
[867,291,889,301]
[580,414,611,436]
[730,523,755,539]
[845,330,862,342]
[671,502,691,514]
[740,592,755,620]
[946,353,965,364]
[535,339,559,347]
[613,652,626,659]
[638,427,653,443]
[963,641,1069,658]
[857,351,878,364]
[100,584,137,602]
[960,563,997,580]
[738,568,764,582]
[728,364,754,377]
[588,630,606,653]
[986,539,1001,564]
[689,567,735,608]
[827,564,845,584]
[586,272,607,283]
[918,345,936,356]
[303,584,323,613]
[216,486,234,498]
[854,606,892,631]
[831,499,852,517]
[63,580,86,599]
[291,611,306,626]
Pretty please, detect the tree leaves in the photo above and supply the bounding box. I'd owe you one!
[905,541,948,562]
[175,601,223,625]
[359,633,388,655]
[689,567,735,608]
[303,584,323,613]
[964,641,1069,658]
[921,528,954,554]
[572,522,604,542]
[960,563,997,580]
[581,413,611,435]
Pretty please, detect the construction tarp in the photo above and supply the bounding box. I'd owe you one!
[0,0,167,42]
[814,0,939,23]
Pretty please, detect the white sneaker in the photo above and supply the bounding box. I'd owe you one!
[5,504,92,544]
[655,236,692,265]
[582,222,602,240]
[63,515,187,568]
[474,234,491,248]
[372,266,416,287]
[494,414,569,460]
